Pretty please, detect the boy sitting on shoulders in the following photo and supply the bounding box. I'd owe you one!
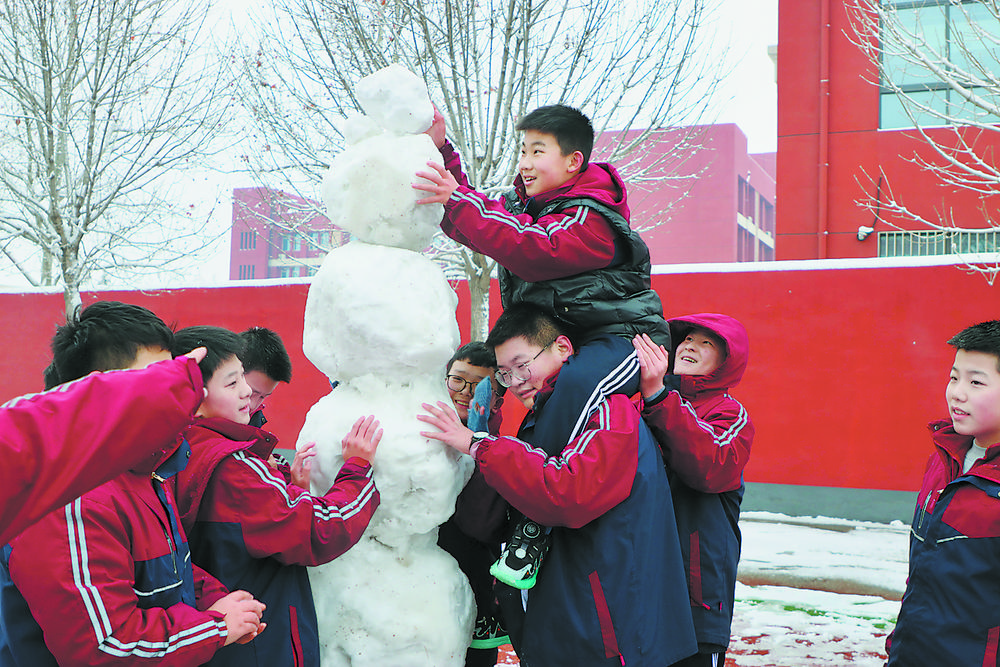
[415,103,669,588]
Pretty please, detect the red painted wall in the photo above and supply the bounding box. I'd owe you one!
[776,0,1000,259]
[3,262,996,493]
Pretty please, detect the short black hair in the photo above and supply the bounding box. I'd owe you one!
[516,104,594,166]
[239,327,292,383]
[485,303,568,351]
[42,361,60,390]
[948,320,1000,372]
[446,342,496,374]
[173,326,245,382]
[50,301,174,382]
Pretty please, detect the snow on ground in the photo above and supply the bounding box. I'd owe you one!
[495,512,911,666]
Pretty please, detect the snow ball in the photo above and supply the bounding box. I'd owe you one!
[355,63,434,135]
[302,242,459,381]
[320,132,443,252]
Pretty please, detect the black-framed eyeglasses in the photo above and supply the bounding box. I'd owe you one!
[446,374,482,393]
[496,338,557,388]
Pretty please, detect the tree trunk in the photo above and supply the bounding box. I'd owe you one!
[468,251,493,341]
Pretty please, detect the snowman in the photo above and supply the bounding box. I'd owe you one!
[296,64,475,667]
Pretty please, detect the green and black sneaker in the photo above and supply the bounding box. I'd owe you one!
[490,518,550,590]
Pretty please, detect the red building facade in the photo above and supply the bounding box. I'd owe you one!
[777,0,1000,260]
[228,187,350,280]
[599,124,776,265]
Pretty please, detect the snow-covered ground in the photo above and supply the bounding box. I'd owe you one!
[497,511,911,666]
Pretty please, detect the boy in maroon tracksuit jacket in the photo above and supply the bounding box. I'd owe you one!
[0,301,266,667]
[415,103,669,590]
[633,313,754,667]
[172,326,381,667]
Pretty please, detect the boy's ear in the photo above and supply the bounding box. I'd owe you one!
[566,151,584,174]
[553,334,574,360]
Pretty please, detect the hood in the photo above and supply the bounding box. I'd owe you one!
[513,162,630,221]
[669,313,749,395]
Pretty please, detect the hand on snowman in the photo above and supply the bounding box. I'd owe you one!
[413,161,459,205]
[425,105,447,149]
[290,442,317,488]
[342,415,383,464]
[418,401,474,455]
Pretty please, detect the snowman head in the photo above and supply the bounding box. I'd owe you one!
[320,65,443,252]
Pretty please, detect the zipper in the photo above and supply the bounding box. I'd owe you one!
[916,489,935,532]
[151,474,179,577]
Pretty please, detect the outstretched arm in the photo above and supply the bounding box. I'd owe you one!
[0,353,205,544]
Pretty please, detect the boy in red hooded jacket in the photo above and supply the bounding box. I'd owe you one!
[633,313,754,667]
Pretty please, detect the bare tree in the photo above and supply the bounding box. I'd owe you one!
[240,0,723,339]
[0,0,234,318]
[849,0,1000,281]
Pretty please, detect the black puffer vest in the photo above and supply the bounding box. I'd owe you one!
[500,192,670,348]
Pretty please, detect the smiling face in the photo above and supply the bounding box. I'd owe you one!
[197,354,253,425]
[518,130,582,197]
[446,360,493,424]
[673,327,725,377]
[946,349,1000,448]
[494,334,573,408]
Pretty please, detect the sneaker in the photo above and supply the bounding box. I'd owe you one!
[490,518,550,589]
[469,614,510,650]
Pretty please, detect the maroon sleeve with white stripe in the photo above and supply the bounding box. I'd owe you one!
[474,394,639,529]
[642,392,754,494]
[0,356,203,545]
[439,194,617,284]
[8,494,227,666]
[201,452,380,567]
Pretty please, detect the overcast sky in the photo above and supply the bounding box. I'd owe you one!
[711,0,779,154]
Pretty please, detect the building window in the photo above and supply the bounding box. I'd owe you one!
[238,264,255,280]
[880,1,1000,129]
[239,231,257,250]
[737,177,756,219]
[878,229,1000,256]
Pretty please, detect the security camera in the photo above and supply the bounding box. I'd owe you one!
[857,225,874,241]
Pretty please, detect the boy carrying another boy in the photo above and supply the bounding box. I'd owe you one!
[414,103,670,588]
[887,320,1000,666]
[419,304,696,667]
[0,301,266,666]
[171,326,382,667]
[633,314,754,667]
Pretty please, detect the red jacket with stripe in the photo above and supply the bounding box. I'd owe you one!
[640,313,754,651]
[174,418,379,667]
[438,141,620,283]
[0,438,231,666]
[0,356,205,545]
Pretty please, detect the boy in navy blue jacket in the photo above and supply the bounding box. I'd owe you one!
[633,314,754,667]
[420,304,696,667]
[887,320,1000,666]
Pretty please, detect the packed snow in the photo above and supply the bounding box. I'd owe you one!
[492,512,908,666]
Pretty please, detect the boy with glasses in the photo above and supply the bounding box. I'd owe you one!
[439,342,511,667]
[419,304,696,667]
